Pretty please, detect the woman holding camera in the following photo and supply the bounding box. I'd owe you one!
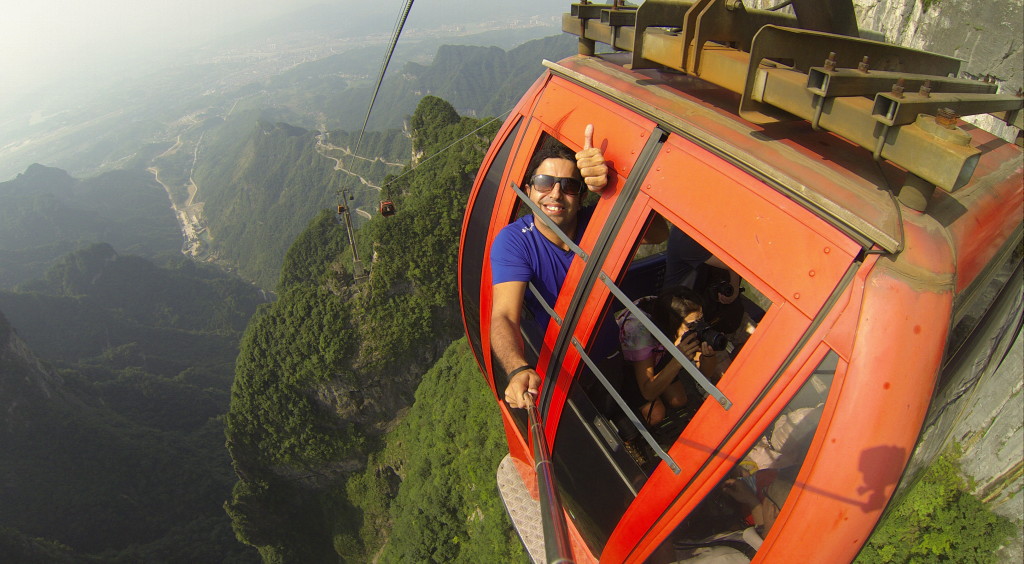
[615,286,722,427]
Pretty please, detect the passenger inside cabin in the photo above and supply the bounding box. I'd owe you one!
[664,226,750,345]
[615,286,722,427]
[664,360,835,562]
[490,125,612,409]
[671,467,797,563]
[723,465,797,539]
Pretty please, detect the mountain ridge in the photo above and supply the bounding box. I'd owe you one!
[0,241,264,560]
[0,165,181,289]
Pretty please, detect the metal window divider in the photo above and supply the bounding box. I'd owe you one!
[572,337,682,474]
[528,282,563,326]
[598,271,733,410]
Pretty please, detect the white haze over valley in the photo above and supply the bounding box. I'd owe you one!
[0,0,569,181]
[1,0,316,102]
[0,0,564,105]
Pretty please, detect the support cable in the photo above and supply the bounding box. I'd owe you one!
[380,109,512,191]
[356,0,415,153]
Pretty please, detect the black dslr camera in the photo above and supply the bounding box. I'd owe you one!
[685,319,728,351]
[707,279,736,301]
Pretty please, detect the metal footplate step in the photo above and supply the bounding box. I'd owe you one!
[496,454,547,564]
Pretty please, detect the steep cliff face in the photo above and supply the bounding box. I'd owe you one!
[747,0,1024,140]
[0,310,73,433]
[856,0,1022,140]
[854,0,1022,83]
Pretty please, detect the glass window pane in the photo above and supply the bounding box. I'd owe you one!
[550,211,777,556]
[646,351,839,563]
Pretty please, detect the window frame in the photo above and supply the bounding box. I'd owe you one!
[546,132,865,560]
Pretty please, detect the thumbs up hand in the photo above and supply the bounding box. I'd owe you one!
[576,123,608,192]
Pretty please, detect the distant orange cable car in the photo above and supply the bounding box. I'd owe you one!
[457,2,1022,563]
[379,200,396,217]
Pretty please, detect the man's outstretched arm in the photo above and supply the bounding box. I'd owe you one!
[491,280,541,408]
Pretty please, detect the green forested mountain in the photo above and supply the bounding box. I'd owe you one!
[0,244,264,562]
[224,96,518,562]
[1,243,263,377]
[189,34,575,292]
[0,31,580,563]
[0,164,182,289]
[191,117,408,290]
[345,338,527,563]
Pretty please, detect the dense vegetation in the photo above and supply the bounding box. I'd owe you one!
[0,243,262,376]
[192,116,408,290]
[224,95,512,562]
[0,245,264,561]
[346,339,527,563]
[0,33,576,563]
[856,446,1015,563]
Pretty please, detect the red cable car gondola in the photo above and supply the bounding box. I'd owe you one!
[379,200,396,217]
[457,1,1023,562]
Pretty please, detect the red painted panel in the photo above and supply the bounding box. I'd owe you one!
[759,264,953,562]
[643,134,861,318]
[602,303,815,562]
[936,127,1023,293]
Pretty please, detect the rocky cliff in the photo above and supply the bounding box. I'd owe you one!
[746,0,1024,140]
[0,310,73,434]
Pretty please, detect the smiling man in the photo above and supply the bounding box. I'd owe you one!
[489,125,608,409]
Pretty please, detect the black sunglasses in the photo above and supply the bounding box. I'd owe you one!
[530,174,586,196]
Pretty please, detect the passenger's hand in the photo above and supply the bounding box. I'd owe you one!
[676,331,701,360]
[504,369,540,409]
[576,124,608,192]
[697,342,718,367]
[757,498,781,531]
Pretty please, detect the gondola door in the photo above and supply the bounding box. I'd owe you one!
[545,131,864,561]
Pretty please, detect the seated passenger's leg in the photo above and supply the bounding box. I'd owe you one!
[662,379,688,410]
[640,398,666,426]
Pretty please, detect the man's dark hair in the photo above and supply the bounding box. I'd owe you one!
[526,135,579,181]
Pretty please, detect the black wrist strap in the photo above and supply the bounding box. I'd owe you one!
[507,364,532,379]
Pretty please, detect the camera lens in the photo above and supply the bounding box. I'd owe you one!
[691,320,728,351]
[710,280,733,297]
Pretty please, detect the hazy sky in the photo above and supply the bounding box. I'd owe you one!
[0,0,327,100]
[0,0,569,105]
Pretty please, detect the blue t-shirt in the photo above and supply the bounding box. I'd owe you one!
[490,207,594,329]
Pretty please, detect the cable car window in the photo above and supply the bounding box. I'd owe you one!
[592,213,766,465]
[463,120,520,371]
[646,351,839,563]
[550,212,773,556]
[942,242,1022,378]
[494,132,603,381]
